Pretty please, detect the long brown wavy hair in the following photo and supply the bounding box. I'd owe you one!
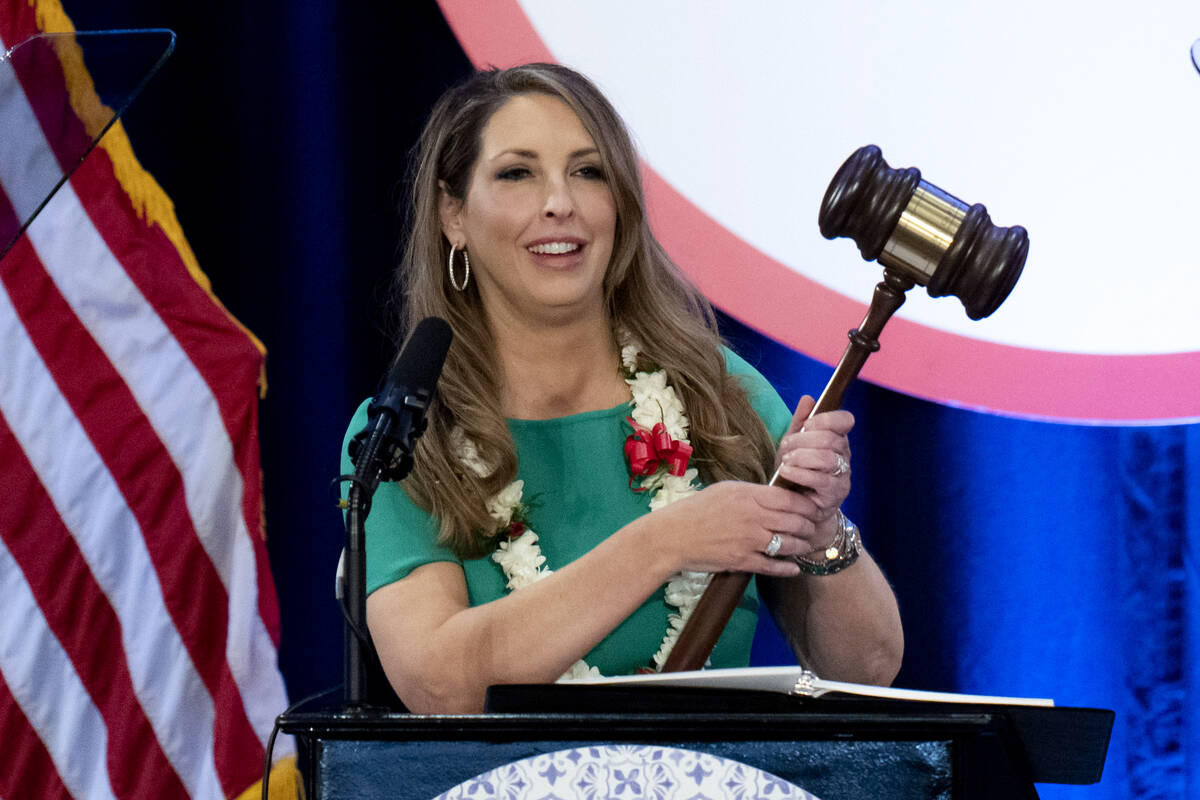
[393,63,777,558]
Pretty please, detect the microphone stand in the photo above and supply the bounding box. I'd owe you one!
[342,482,370,709]
[342,409,415,710]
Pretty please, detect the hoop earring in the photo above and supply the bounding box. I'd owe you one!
[448,245,470,292]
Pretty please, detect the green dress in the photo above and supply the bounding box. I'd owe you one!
[342,348,792,676]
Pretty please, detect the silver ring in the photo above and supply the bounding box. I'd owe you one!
[833,454,849,477]
[764,533,783,558]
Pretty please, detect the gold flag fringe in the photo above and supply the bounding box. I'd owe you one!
[233,755,301,800]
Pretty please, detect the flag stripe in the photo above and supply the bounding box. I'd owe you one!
[0,409,190,799]
[4,43,288,760]
[0,206,229,796]
[0,536,118,800]
[0,673,73,800]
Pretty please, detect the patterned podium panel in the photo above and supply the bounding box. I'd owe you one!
[434,745,822,800]
[309,738,951,799]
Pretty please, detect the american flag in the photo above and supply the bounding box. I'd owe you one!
[0,2,292,797]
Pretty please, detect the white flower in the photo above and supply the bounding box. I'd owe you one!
[559,661,603,682]
[664,570,710,608]
[648,470,700,511]
[620,344,640,373]
[651,571,711,669]
[627,369,666,408]
[485,479,524,526]
[652,617,686,669]
[658,398,689,440]
[451,428,492,478]
[627,370,689,440]
[492,529,550,590]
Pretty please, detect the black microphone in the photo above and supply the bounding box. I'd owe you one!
[349,316,452,487]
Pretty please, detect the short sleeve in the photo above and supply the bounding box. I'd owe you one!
[722,347,793,445]
[341,399,461,596]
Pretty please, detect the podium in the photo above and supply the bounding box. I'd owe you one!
[277,685,1112,799]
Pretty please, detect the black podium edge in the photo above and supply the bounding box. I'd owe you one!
[276,684,1113,786]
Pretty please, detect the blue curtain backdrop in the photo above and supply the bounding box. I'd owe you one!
[56,2,1199,798]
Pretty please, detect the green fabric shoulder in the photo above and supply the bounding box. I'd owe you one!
[722,346,793,444]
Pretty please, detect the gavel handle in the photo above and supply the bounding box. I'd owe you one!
[660,270,912,673]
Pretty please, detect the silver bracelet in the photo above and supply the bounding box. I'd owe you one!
[795,509,861,576]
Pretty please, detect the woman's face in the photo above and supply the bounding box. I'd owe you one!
[440,93,617,327]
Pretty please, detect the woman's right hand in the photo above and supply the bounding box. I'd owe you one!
[651,481,829,578]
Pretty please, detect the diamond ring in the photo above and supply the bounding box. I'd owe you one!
[764,533,783,558]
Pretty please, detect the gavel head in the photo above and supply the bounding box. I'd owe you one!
[818,145,1028,320]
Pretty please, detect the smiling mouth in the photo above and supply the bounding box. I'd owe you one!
[527,242,581,255]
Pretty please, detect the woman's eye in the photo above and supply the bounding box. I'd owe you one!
[575,165,606,180]
[496,166,531,181]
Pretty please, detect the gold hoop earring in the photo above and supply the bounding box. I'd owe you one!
[448,245,470,292]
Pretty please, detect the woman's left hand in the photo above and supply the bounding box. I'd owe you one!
[773,395,854,530]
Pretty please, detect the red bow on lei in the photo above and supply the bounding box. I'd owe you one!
[623,417,693,491]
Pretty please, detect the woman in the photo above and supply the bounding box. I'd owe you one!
[344,63,903,714]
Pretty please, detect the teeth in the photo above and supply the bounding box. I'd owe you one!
[528,242,580,255]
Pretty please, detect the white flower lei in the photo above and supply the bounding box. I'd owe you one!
[455,342,711,681]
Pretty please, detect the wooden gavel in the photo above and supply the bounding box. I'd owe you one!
[661,144,1029,672]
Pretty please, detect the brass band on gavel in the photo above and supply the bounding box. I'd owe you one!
[878,182,968,285]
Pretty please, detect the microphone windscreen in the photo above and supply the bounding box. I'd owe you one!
[389,316,453,391]
[350,317,452,475]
